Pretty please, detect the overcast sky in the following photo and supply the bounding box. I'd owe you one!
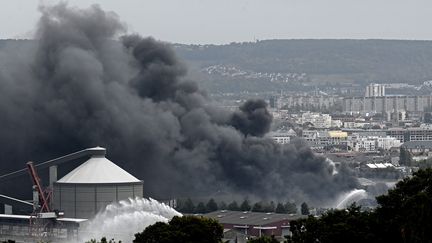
[1,0,431,44]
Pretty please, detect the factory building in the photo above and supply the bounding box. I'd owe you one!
[0,147,144,242]
[53,152,143,219]
[204,210,305,242]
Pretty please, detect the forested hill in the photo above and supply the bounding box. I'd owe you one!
[173,39,432,88]
[3,39,432,92]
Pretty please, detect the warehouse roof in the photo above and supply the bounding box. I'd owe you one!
[204,210,305,226]
[57,155,141,184]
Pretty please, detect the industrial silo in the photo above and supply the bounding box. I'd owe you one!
[52,149,143,219]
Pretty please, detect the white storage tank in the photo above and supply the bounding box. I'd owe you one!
[52,150,143,219]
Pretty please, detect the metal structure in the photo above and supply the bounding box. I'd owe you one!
[26,162,51,213]
[0,147,108,241]
[53,154,143,219]
[0,147,107,184]
[26,161,57,239]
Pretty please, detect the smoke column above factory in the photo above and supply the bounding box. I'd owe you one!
[0,3,358,204]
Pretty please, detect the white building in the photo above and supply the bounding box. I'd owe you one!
[348,134,401,152]
[302,130,348,149]
[269,129,297,144]
[331,120,343,128]
[365,83,385,97]
[353,137,377,152]
[376,136,402,150]
[301,112,332,128]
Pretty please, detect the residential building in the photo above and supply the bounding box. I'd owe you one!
[269,129,298,144]
[301,112,332,128]
[401,141,432,155]
[343,95,432,115]
[365,83,385,97]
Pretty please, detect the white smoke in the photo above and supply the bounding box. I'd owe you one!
[325,158,338,175]
[334,189,368,209]
[80,197,182,242]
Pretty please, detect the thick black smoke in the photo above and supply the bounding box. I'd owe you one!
[0,3,358,205]
[231,99,272,137]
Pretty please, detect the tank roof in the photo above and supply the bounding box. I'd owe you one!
[57,155,140,184]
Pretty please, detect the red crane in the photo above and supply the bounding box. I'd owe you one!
[26,161,51,213]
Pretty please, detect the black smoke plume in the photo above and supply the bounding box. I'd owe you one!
[0,3,358,205]
[230,99,272,137]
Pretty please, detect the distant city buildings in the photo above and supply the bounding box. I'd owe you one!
[268,94,342,111]
[343,83,432,123]
[301,112,332,128]
[269,129,297,144]
[266,83,432,172]
[386,126,432,142]
[343,95,432,116]
[365,83,385,97]
[269,96,280,110]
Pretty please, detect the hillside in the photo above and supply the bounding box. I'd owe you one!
[3,39,432,93]
[173,39,432,93]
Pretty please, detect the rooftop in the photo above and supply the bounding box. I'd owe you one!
[56,155,141,184]
[401,140,432,149]
[203,210,305,226]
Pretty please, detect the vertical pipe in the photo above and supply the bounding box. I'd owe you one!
[49,165,57,188]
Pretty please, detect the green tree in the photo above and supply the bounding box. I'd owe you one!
[287,204,380,243]
[240,199,251,211]
[227,201,239,211]
[264,201,275,212]
[375,168,432,243]
[219,201,227,210]
[247,235,279,243]
[86,238,121,243]
[300,202,309,215]
[287,169,432,243]
[399,146,412,166]
[206,198,218,212]
[180,198,195,213]
[195,202,207,213]
[251,202,263,212]
[134,216,223,243]
[284,202,297,214]
[275,203,287,213]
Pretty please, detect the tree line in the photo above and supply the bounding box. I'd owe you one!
[287,168,432,243]
[175,198,303,215]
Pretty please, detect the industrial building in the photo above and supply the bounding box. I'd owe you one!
[0,147,144,242]
[53,152,143,219]
[204,210,305,243]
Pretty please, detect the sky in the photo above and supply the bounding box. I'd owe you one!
[1,0,431,44]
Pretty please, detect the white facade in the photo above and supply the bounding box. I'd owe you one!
[353,137,377,152]
[348,134,401,152]
[344,122,370,129]
[302,130,348,149]
[272,136,291,144]
[376,137,401,150]
[301,112,332,128]
[331,120,343,128]
[269,129,297,144]
[365,83,385,97]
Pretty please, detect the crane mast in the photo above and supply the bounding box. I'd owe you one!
[26,161,52,213]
